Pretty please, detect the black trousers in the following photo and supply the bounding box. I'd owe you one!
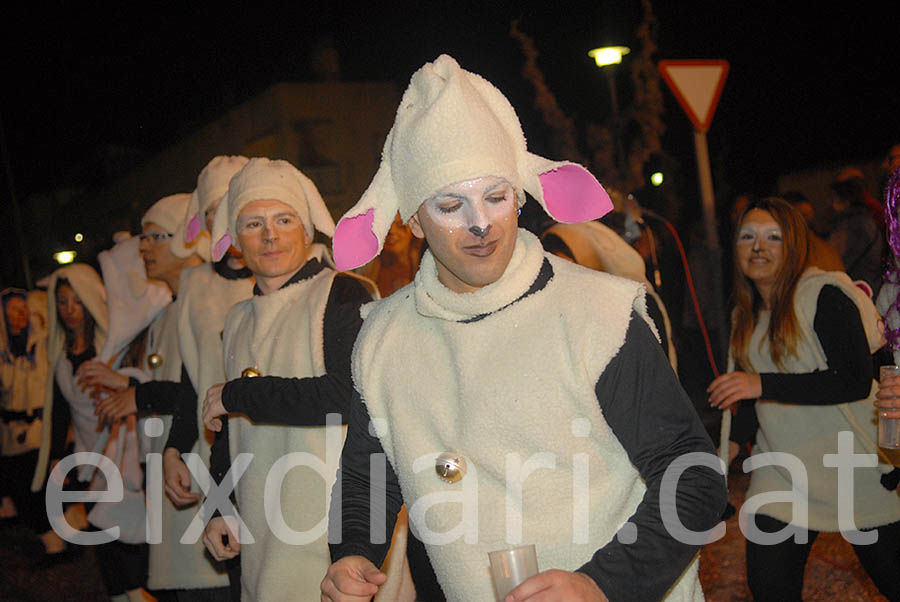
[0,450,51,534]
[746,513,900,602]
[94,537,149,596]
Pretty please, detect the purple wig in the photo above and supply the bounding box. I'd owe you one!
[882,167,900,351]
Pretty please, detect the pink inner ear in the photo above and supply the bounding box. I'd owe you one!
[539,165,614,223]
[213,232,232,262]
[185,215,202,242]
[333,209,378,271]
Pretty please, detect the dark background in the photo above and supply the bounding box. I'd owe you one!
[2,1,899,285]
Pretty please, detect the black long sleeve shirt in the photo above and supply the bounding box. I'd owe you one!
[208,261,370,486]
[162,259,253,455]
[329,268,726,601]
[731,285,875,446]
[135,364,195,420]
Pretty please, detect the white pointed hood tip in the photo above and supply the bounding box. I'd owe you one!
[333,54,613,271]
[210,157,335,262]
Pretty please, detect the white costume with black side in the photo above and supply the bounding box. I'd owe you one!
[222,268,345,602]
[1,290,49,457]
[176,261,253,467]
[336,230,722,601]
[0,290,49,534]
[32,265,108,492]
[745,269,900,531]
[144,297,231,590]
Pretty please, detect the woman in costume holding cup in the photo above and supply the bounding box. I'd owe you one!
[708,197,900,601]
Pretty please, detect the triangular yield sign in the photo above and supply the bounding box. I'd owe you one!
[658,60,729,133]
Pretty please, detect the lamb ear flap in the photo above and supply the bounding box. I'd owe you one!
[185,215,203,242]
[184,189,203,242]
[294,170,335,238]
[522,153,614,223]
[333,142,398,271]
[333,209,379,271]
[210,190,233,262]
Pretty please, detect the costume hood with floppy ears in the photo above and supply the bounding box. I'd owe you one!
[173,155,250,261]
[142,193,194,258]
[332,54,613,271]
[210,157,335,262]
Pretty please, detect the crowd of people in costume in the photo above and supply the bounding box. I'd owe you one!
[2,55,900,602]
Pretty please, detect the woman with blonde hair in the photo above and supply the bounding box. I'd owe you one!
[709,197,900,601]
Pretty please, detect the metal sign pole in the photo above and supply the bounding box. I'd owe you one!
[693,129,720,250]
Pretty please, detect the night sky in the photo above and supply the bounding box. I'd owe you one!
[2,1,899,284]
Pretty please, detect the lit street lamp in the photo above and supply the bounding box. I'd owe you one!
[588,46,631,179]
[53,250,76,264]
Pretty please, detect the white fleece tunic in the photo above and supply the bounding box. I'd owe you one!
[745,269,900,531]
[351,230,703,602]
[223,269,345,602]
[145,301,227,590]
[176,262,253,467]
[1,291,49,455]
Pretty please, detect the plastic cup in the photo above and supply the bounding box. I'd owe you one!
[488,544,538,600]
[878,365,900,449]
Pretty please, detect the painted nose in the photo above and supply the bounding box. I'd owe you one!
[469,224,491,239]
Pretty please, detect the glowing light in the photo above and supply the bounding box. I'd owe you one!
[588,46,631,68]
[650,172,664,187]
[54,251,76,264]
[74,233,84,242]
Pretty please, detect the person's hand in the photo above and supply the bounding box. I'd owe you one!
[94,387,137,425]
[202,516,241,561]
[875,374,900,419]
[76,360,129,397]
[505,569,608,601]
[163,448,200,506]
[728,440,740,464]
[320,555,387,602]
[202,383,227,432]
[707,371,762,410]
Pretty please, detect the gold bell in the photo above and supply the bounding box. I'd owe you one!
[435,452,466,483]
[147,353,163,369]
[241,367,261,378]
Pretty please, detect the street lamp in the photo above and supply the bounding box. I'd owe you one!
[53,250,76,264]
[588,46,630,68]
[588,46,631,179]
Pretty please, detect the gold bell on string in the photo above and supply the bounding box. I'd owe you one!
[435,452,466,483]
[241,367,261,378]
[147,353,164,369]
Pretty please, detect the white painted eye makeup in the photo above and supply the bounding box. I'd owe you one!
[422,178,515,231]
[736,224,783,246]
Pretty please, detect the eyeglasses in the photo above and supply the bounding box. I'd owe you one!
[139,232,173,244]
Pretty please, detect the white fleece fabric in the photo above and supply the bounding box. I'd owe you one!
[142,193,193,258]
[143,300,229,590]
[1,289,49,455]
[223,269,344,602]
[97,235,172,363]
[176,262,253,467]
[173,155,250,261]
[543,220,677,370]
[32,264,108,492]
[210,158,335,261]
[333,54,612,270]
[745,268,900,531]
[352,230,702,602]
